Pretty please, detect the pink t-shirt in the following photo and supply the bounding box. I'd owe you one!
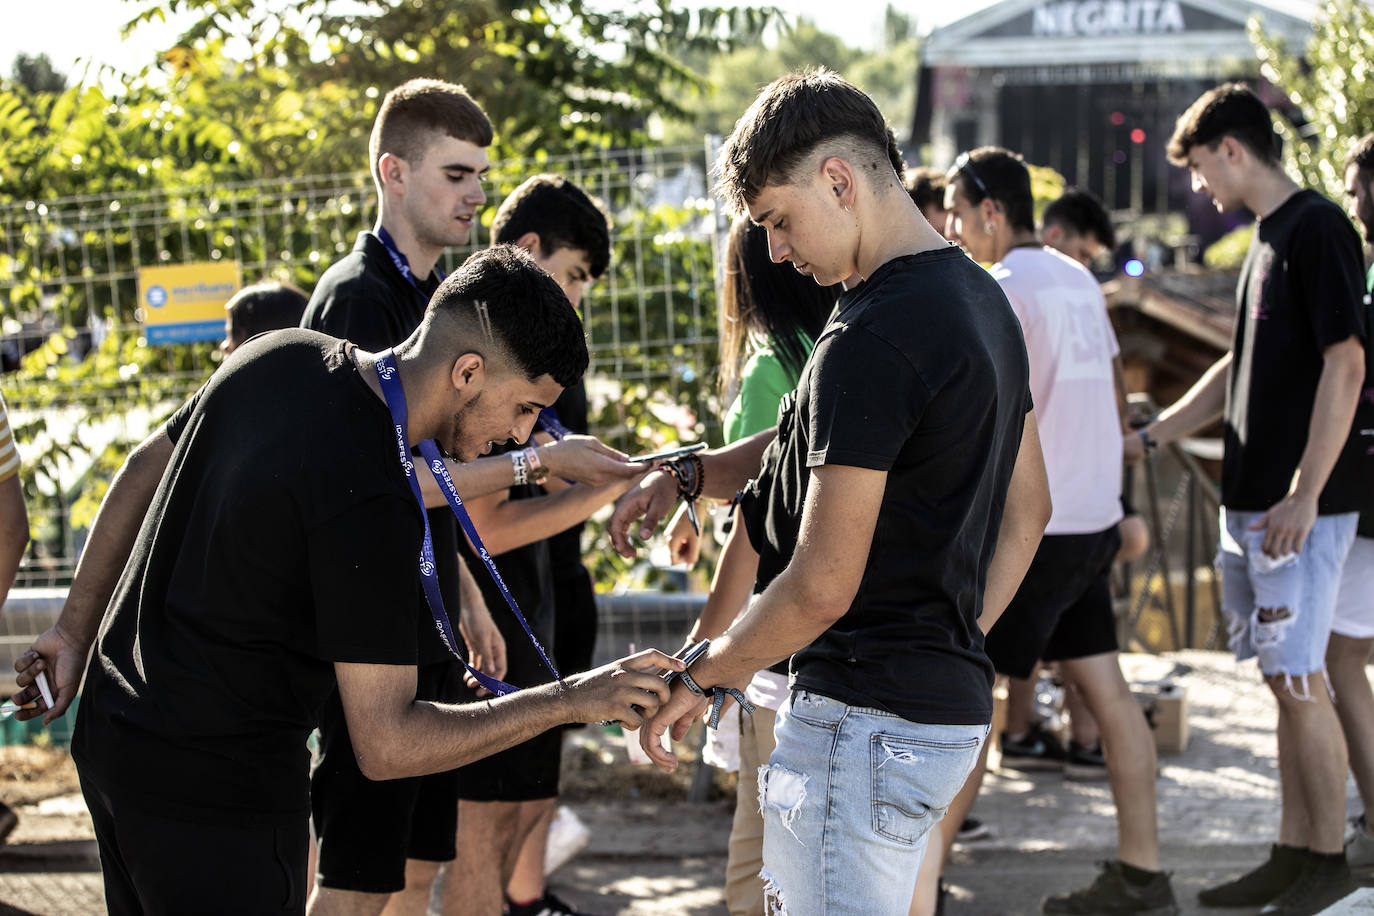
[992,247,1124,535]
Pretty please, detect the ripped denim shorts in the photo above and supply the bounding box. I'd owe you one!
[1218,507,1358,686]
[757,690,987,916]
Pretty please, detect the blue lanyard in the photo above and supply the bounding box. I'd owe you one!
[537,407,571,441]
[374,350,563,695]
[375,225,444,296]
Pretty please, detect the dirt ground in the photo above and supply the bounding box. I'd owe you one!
[0,747,79,809]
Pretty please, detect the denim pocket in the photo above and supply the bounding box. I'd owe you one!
[786,691,842,730]
[869,732,981,845]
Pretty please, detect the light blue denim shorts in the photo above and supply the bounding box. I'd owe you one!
[758,690,987,915]
[1218,508,1358,687]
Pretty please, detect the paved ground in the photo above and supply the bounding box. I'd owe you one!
[0,649,1370,914]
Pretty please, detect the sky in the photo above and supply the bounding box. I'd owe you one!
[4,0,1003,83]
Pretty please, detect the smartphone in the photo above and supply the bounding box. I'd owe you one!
[662,639,710,687]
[626,442,707,465]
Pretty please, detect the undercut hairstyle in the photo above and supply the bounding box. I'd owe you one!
[717,68,900,214]
[369,79,493,184]
[1166,82,1279,167]
[718,217,840,400]
[1043,188,1116,250]
[905,167,948,213]
[1344,132,1374,178]
[491,174,612,279]
[225,281,308,344]
[949,146,1035,234]
[426,245,588,387]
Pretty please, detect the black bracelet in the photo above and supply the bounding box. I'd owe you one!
[1138,428,1159,455]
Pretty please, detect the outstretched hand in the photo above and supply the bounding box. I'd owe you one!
[608,472,680,558]
[563,648,685,730]
[14,624,87,725]
[540,436,643,486]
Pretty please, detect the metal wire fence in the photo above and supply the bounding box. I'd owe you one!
[0,142,726,587]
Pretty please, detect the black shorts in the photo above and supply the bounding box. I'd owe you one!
[984,527,1122,679]
[311,659,463,894]
[455,605,563,801]
[81,774,309,915]
[553,566,598,676]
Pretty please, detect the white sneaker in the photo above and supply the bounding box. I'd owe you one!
[544,805,591,876]
[1347,813,1374,870]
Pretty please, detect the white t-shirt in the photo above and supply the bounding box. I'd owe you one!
[992,246,1124,535]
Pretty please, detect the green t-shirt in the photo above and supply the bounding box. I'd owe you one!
[723,340,811,443]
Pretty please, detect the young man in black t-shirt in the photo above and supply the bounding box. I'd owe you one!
[11,247,681,916]
[608,69,1053,913]
[1132,83,1368,914]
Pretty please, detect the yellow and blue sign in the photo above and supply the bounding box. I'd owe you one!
[137,261,242,345]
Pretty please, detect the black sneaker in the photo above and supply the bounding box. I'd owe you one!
[1001,723,1068,771]
[1043,860,1179,915]
[957,817,991,842]
[1198,844,1306,907]
[507,891,600,916]
[1064,741,1109,781]
[1258,855,1356,916]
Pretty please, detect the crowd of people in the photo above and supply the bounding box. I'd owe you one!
[3,66,1372,916]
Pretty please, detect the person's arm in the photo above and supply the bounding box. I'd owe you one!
[639,463,884,770]
[461,469,646,557]
[1112,354,1131,432]
[334,648,682,780]
[978,410,1053,633]
[416,435,642,508]
[1124,352,1231,463]
[13,428,175,722]
[685,505,760,643]
[0,473,28,610]
[1249,335,1366,557]
[608,428,777,557]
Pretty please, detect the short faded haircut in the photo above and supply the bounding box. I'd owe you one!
[716,68,899,215]
[369,79,493,184]
[491,174,612,279]
[1166,82,1279,167]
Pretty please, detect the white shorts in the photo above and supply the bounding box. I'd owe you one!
[1333,536,1374,639]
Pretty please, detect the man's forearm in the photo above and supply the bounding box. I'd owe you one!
[980,410,1052,633]
[698,429,776,500]
[1291,338,1366,501]
[466,478,633,555]
[1146,352,1231,445]
[420,454,516,508]
[356,682,579,780]
[61,430,174,649]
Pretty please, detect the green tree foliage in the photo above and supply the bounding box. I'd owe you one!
[11,54,68,95]
[1251,0,1374,202]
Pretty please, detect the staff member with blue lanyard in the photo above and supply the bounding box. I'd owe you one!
[10,245,680,916]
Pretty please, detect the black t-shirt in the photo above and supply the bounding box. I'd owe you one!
[72,331,423,823]
[1225,190,1369,513]
[755,247,1031,725]
[302,230,460,664]
[545,381,590,581]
